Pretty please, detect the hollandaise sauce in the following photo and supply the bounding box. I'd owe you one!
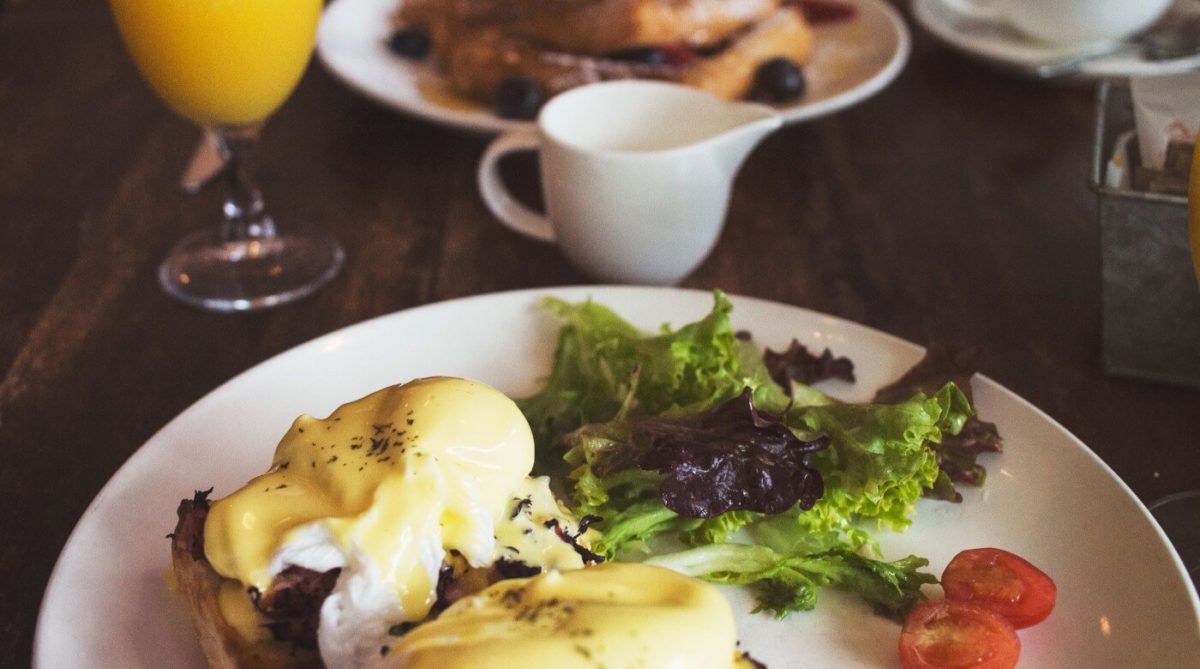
[385,563,745,669]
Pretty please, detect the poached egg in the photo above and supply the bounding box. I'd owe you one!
[202,377,590,668]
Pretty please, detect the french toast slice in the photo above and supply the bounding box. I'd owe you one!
[433,25,659,103]
[399,0,781,54]
[680,8,813,99]
[425,7,813,104]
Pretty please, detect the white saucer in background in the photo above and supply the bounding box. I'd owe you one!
[912,0,1200,79]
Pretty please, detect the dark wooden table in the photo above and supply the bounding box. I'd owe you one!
[2,0,1198,663]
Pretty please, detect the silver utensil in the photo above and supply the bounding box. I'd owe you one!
[1033,6,1200,78]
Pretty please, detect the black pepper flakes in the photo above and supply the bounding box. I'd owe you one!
[510,496,532,520]
[388,622,416,636]
[501,589,523,607]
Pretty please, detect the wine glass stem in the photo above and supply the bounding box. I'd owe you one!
[215,125,276,242]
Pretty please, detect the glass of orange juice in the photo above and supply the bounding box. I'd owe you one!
[110,0,343,311]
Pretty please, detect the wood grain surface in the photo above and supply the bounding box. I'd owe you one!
[2,0,1197,663]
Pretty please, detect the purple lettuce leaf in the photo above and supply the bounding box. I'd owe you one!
[632,389,829,519]
[762,339,856,392]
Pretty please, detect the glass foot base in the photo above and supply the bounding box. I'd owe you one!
[158,225,344,312]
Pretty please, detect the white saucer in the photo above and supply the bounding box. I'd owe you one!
[912,0,1200,79]
[317,0,911,134]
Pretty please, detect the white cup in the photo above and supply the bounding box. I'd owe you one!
[940,0,1173,46]
[476,81,782,285]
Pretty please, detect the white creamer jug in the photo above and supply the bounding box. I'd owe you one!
[477,81,783,284]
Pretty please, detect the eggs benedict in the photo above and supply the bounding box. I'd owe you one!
[172,377,599,668]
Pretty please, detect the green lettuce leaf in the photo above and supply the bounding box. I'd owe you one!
[872,344,1003,502]
[590,500,691,559]
[646,543,937,619]
[682,510,764,546]
[780,383,972,546]
[518,292,789,467]
[562,420,681,558]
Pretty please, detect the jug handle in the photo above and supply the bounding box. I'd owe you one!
[477,131,557,243]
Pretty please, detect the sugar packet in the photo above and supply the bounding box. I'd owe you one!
[1129,72,1200,196]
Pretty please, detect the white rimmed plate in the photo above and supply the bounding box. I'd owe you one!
[913,0,1200,80]
[316,0,911,134]
[34,287,1200,667]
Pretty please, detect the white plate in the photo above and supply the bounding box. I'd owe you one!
[913,0,1200,79]
[34,287,1200,668]
[316,0,911,134]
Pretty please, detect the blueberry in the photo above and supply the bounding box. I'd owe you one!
[494,77,543,120]
[754,58,806,102]
[608,47,668,67]
[387,28,429,59]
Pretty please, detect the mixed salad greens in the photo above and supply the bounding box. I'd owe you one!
[519,292,1001,619]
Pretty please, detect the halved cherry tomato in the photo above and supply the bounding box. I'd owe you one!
[942,548,1056,629]
[899,599,1020,669]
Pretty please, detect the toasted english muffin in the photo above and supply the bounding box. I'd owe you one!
[171,494,322,669]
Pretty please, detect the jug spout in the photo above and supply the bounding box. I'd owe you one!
[713,102,784,175]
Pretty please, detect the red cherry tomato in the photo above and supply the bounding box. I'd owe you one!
[899,599,1020,669]
[942,548,1057,629]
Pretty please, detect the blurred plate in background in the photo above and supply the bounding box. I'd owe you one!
[316,0,911,133]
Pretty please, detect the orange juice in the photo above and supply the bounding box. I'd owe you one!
[110,0,321,127]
